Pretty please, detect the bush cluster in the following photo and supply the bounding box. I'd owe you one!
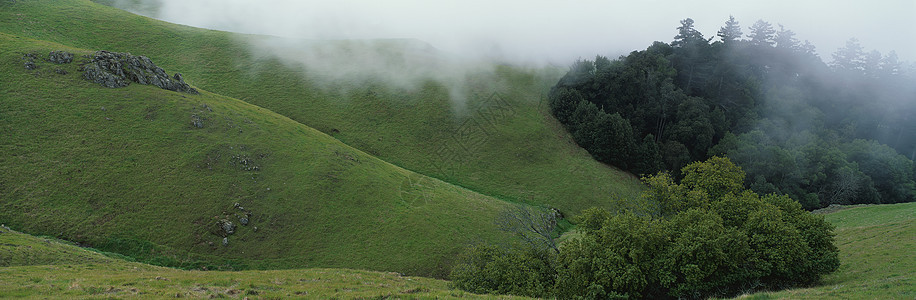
[451,157,839,299]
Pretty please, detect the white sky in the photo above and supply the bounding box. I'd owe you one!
[125,0,916,64]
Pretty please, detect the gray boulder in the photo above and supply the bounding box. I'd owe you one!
[191,114,204,128]
[218,219,236,235]
[48,51,73,64]
[81,50,198,94]
[83,63,129,88]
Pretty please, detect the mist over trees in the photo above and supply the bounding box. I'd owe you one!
[549,16,916,209]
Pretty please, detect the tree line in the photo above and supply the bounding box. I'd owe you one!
[549,17,916,209]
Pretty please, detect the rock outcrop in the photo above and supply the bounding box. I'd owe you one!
[22,53,38,70]
[81,50,198,94]
[218,219,236,236]
[48,51,73,64]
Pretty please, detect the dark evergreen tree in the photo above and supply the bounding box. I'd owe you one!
[716,15,743,45]
[547,18,916,209]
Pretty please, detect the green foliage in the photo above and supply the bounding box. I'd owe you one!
[720,130,916,209]
[641,172,692,217]
[844,139,916,204]
[453,157,840,299]
[549,15,916,210]
[717,15,743,44]
[573,207,611,235]
[680,156,745,200]
[661,209,750,298]
[449,245,556,298]
[556,211,668,299]
[743,203,914,299]
[567,100,637,170]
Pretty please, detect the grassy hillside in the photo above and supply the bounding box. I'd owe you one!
[0,227,524,299]
[735,202,915,299]
[3,203,909,299]
[0,0,644,217]
[0,33,522,277]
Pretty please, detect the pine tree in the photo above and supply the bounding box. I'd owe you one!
[716,15,743,45]
[774,24,800,51]
[673,18,707,48]
[831,38,865,72]
[748,19,776,47]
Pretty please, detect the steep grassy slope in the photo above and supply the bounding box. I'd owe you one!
[735,202,915,299]
[0,0,645,217]
[0,33,518,277]
[0,227,525,299]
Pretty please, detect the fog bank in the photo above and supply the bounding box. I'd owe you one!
[113,0,915,64]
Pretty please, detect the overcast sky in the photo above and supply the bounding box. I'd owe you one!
[121,0,916,64]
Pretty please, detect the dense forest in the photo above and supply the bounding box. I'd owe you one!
[549,17,916,209]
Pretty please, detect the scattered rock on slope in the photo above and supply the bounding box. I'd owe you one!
[217,219,236,236]
[48,51,73,64]
[81,50,198,94]
[22,53,38,70]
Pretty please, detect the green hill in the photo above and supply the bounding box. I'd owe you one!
[0,33,521,277]
[0,0,644,217]
[0,0,646,278]
[735,202,915,299]
[0,227,525,299]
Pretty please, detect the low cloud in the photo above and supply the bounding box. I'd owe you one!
[115,0,915,63]
[109,0,916,108]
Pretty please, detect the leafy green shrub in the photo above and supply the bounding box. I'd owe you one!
[452,157,839,299]
[449,245,555,297]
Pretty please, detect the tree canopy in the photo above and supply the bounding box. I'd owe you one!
[452,157,840,299]
[548,16,916,209]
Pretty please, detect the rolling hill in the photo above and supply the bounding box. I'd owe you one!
[0,0,646,277]
[0,2,911,299]
[0,33,519,277]
[0,0,644,217]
